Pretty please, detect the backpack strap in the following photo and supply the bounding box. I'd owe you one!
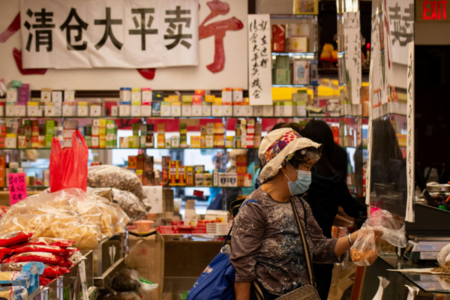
[222,199,260,247]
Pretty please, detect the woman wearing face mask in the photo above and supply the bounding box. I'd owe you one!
[231,129,378,300]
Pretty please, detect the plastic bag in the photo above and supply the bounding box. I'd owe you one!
[42,265,61,278]
[0,232,32,247]
[88,166,146,201]
[111,189,148,222]
[11,245,65,256]
[362,209,407,248]
[12,237,76,248]
[111,269,141,292]
[50,131,88,193]
[0,189,104,250]
[350,228,378,266]
[0,286,28,300]
[4,252,61,265]
[39,276,53,287]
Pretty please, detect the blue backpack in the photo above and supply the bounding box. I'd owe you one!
[187,200,260,300]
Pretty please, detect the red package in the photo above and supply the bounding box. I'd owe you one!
[0,247,13,255]
[42,265,62,278]
[58,267,70,274]
[39,276,53,286]
[12,245,65,256]
[58,259,74,268]
[11,237,75,248]
[0,232,32,247]
[4,252,60,264]
[63,247,79,258]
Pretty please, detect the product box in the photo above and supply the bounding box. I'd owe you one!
[120,88,132,102]
[153,91,164,101]
[141,102,152,117]
[182,103,192,116]
[6,88,17,102]
[171,102,181,116]
[157,134,165,148]
[52,91,62,103]
[110,105,119,117]
[152,100,162,116]
[195,173,204,186]
[293,59,310,84]
[27,102,42,117]
[185,166,195,186]
[157,123,165,134]
[273,102,282,117]
[64,90,75,102]
[275,56,290,69]
[253,106,264,116]
[161,102,171,117]
[146,134,154,148]
[233,103,243,117]
[44,102,55,117]
[272,24,285,52]
[132,88,142,102]
[286,37,309,52]
[142,88,152,102]
[5,104,14,117]
[119,103,131,116]
[206,135,214,148]
[18,84,30,103]
[204,95,215,103]
[171,136,180,148]
[41,88,52,102]
[15,104,26,117]
[182,95,193,103]
[190,136,200,148]
[131,103,141,117]
[223,104,233,117]
[233,88,243,103]
[90,102,102,116]
[310,60,319,84]
[192,102,202,117]
[273,69,291,85]
[243,105,253,117]
[202,103,211,116]
[222,88,233,103]
[287,23,310,37]
[179,123,188,134]
[283,102,294,117]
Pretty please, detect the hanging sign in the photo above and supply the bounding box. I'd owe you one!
[248,15,272,106]
[343,12,362,105]
[20,0,199,69]
[8,173,27,206]
[386,0,414,65]
[405,41,415,222]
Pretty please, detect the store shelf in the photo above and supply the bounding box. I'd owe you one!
[272,52,317,58]
[1,116,230,119]
[94,257,125,288]
[0,147,261,151]
[272,84,319,87]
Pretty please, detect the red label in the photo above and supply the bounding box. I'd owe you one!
[193,190,204,197]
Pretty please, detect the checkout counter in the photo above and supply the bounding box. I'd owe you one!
[360,204,450,299]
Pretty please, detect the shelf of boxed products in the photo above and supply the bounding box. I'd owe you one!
[271,52,318,58]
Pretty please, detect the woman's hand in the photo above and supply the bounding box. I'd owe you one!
[334,228,383,257]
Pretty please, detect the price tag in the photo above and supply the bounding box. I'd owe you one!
[8,173,27,206]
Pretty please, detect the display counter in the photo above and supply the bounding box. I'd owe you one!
[361,255,450,299]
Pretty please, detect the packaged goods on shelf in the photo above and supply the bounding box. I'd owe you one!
[0,286,28,300]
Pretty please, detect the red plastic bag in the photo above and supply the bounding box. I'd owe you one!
[0,232,32,247]
[39,276,53,286]
[62,247,79,258]
[3,252,60,265]
[11,238,76,249]
[12,245,65,256]
[42,265,62,278]
[50,131,88,192]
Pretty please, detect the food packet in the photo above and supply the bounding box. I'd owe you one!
[0,189,103,250]
[0,262,45,290]
[39,276,53,287]
[0,286,28,300]
[88,165,146,201]
[42,265,62,278]
[4,252,60,265]
[350,228,378,266]
[111,189,148,222]
[12,238,76,248]
[12,245,65,256]
[0,232,32,247]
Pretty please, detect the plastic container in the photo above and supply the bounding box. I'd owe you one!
[134,220,154,232]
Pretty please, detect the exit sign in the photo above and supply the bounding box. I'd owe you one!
[417,0,450,22]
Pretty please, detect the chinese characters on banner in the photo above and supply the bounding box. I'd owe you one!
[405,41,414,222]
[248,15,272,106]
[343,12,362,105]
[20,0,198,69]
[386,0,414,65]
[8,173,27,206]
[370,13,385,119]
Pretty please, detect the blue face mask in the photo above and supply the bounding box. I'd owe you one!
[284,164,312,196]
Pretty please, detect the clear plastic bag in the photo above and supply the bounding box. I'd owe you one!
[111,189,148,222]
[88,166,146,201]
[362,209,407,248]
[350,228,379,266]
[0,189,103,250]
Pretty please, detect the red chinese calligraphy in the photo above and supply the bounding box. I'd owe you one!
[199,0,244,73]
[0,13,20,43]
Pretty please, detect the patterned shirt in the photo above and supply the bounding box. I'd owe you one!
[230,188,342,295]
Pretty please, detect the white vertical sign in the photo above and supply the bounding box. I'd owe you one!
[248,15,272,106]
[366,42,374,207]
[386,0,414,65]
[343,12,362,105]
[405,41,415,222]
